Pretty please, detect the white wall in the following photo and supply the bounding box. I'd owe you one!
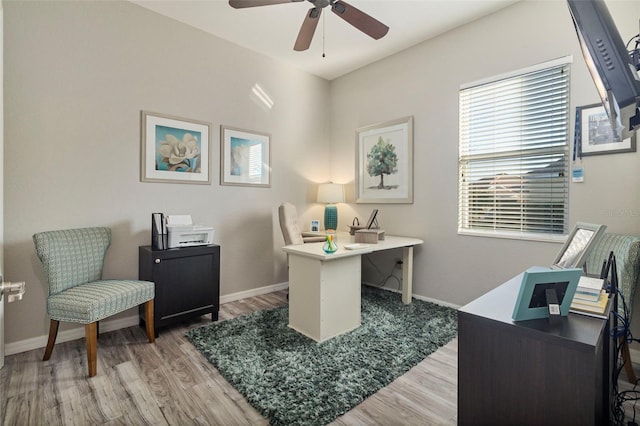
[330,0,640,321]
[3,0,330,345]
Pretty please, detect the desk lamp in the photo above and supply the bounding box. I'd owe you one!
[317,183,344,231]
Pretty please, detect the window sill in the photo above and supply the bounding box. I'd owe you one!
[458,228,567,243]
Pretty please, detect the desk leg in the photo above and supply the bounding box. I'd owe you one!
[402,246,414,304]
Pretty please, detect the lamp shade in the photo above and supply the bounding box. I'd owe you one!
[317,183,344,204]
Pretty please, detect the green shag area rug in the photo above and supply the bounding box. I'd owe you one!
[185,286,458,426]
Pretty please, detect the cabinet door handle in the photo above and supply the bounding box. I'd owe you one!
[154,258,161,264]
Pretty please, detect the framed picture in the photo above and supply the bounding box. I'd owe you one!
[221,126,271,187]
[512,268,582,321]
[365,209,379,229]
[310,220,320,232]
[577,103,636,156]
[356,116,413,203]
[140,111,212,184]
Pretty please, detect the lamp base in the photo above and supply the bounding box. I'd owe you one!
[324,205,338,231]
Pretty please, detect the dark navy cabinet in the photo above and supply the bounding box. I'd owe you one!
[139,244,220,331]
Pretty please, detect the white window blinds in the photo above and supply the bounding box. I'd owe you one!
[458,60,570,238]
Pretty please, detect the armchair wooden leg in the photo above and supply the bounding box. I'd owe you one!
[85,322,98,377]
[43,319,59,361]
[620,337,637,383]
[144,299,155,343]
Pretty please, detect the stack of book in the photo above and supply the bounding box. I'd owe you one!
[570,276,609,317]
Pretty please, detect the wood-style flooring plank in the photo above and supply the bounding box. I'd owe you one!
[114,361,168,425]
[87,374,124,422]
[6,349,40,397]
[331,339,458,426]
[3,390,44,426]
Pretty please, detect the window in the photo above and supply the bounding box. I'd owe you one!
[458,58,571,240]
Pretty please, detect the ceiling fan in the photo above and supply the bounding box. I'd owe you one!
[229,0,389,52]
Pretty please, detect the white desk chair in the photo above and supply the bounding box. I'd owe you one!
[278,202,325,245]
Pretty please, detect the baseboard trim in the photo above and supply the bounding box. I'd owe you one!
[5,316,139,356]
[219,282,288,304]
[5,281,291,356]
[361,282,461,309]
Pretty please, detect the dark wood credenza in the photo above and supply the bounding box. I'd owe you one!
[458,271,612,425]
[138,244,220,332]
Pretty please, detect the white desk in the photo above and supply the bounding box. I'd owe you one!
[282,234,423,342]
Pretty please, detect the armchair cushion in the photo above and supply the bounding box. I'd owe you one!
[47,279,154,323]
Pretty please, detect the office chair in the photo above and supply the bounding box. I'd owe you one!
[33,227,155,377]
[278,202,325,245]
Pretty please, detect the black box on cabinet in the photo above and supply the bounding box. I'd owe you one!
[139,244,220,332]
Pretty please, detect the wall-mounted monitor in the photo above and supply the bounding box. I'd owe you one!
[552,222,606,270]
[567,0,640,138]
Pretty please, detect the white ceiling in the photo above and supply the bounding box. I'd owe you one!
[132,0,520,80]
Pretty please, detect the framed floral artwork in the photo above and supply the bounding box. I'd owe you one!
[356,116,413,203]
[140,111,212,184]
[220,126,271,187]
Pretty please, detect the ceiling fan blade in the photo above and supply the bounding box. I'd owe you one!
[229,0,302,9]
[294,7,321,51]
[331,0,389,40]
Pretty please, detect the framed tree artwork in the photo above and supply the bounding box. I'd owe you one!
[356,116,413,203]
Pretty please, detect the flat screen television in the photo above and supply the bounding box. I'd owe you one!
[567,0,640,138]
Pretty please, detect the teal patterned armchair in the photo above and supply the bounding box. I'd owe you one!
[33,227,155,377]
[585,233,640,383]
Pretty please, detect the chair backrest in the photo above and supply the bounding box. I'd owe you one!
[33,227,111,296]
[278,203,304,245]
[585,233,640,318]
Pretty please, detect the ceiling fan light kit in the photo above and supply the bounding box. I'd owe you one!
[229,0,389,52]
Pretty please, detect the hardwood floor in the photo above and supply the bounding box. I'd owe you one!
[2,290,637,425]
[0,291,457,425]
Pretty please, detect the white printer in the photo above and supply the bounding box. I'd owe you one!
[165,215,214,249]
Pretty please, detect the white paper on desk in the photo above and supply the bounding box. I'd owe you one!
[166,215,193,226]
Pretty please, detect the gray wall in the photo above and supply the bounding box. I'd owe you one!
[3,0,330,345]
[330,0,640,332]
[4,0,640,349]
